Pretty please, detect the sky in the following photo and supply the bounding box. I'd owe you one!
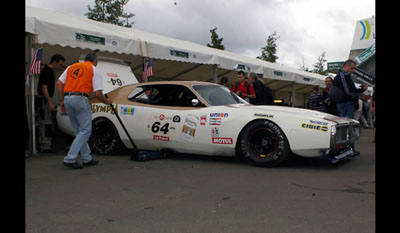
[26,0,375,70]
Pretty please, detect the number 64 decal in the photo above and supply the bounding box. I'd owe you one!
[151,122,169,134]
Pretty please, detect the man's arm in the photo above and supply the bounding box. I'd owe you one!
[94,90,112,105]
[41,85,55,111]
[56,80,66,113]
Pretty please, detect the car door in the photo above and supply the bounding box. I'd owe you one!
[122,84,208,152]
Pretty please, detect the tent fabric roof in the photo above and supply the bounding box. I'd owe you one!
[26,5,326,87]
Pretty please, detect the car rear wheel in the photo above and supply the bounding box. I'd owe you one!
[91,117,126,155]
[238,120,291,167]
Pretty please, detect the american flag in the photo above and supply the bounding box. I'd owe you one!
[29,47,43,75]
[141,59,154,82]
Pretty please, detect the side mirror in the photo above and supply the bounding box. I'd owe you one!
[191,99,199,106]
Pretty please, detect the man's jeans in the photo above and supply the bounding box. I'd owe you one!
[63,95,93,163]
[337,101,355,119]
[337,101,356,150]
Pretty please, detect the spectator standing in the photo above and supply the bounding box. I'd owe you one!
[364,95,374,129]
[354,97,369,128]
[247,72,274,105]
[57,53,112,169]
[371,89,376,143]
[308,86,326,112]
[333,59,368,119]
[36,54,65,152]
[231,71,255,103]
[220,76,229,87]
[332,59,368,156]
[321,76,339,115]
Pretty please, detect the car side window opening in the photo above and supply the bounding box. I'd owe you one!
[193,85,247,106]
[129,84,205,107]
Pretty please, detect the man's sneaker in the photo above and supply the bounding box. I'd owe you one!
[83,160,99,166]
[63,162,83,169]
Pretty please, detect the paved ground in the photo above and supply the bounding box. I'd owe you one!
[26,129,375,233]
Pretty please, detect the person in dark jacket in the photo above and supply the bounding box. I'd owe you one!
[36,54,65,152]
[248,72,274,105]
[308,86,326,112]
[322,76,339,116]
[333,59,368,119]
[333,59,368,156]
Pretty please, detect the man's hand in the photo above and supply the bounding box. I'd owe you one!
[95,90,112,105]
[60,102,67,114]
[49,102,56,112]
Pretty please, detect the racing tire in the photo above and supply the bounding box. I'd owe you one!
[238,120,291,167]
[91,117,126,155]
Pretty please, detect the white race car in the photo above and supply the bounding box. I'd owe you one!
[57,81,361,166]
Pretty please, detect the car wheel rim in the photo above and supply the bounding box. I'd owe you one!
[248,128,278,158]
[93,121,116,148]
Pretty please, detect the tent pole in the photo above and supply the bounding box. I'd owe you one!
[290,82,296,107]
[27,34,38,156]
[212,64,217,83]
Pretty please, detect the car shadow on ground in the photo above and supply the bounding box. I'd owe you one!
[162,152,351,170]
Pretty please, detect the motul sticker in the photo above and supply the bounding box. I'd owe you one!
[212,137,233,144]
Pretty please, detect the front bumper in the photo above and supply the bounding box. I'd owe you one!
[324,123,361,163]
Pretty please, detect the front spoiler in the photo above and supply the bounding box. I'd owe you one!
[323,146,358,164]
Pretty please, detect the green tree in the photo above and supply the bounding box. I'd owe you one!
[85,0,134,28]
[312,52,328,75]
[257,32,279,63]
[207,27,225,50]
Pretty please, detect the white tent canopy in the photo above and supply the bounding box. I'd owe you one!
[26,5,326,94]
[26,5,331,155]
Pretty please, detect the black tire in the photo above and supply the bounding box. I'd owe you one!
[238,120,291,167]
[91,117,126,155]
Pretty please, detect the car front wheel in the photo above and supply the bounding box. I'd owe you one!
[238,120,291,167]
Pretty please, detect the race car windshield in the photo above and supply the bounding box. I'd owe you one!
[193,85,247,106]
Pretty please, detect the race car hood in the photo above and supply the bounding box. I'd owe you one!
[225,104,357,124]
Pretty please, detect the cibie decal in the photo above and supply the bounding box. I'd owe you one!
[210,113,228,118]
[301,123,328,132]
[212,137,233,144]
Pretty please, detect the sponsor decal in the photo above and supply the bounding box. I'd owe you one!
[211,127,220,137]
[173,115,181,123]
[107,72,118,78]
[181,114,199,142]
[210,113,229,118]
[153,135,170,142]
[254,113,273,118]
[91,104,116,115]
[309,120,328,126]
[301,123,328,132]
[149,114,176,140]
[200,115,207,125]
[209,118,221,125]
[212,137,233,144]
[120,106,135,116]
